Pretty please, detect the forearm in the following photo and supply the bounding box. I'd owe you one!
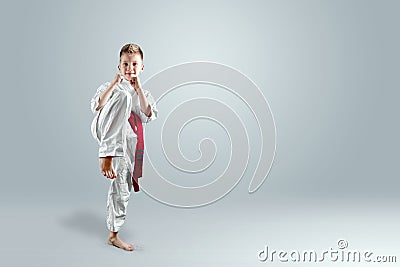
[136,88,152,117]
[95,82,118,111]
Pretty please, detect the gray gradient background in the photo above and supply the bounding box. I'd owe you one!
[1,0,399,266]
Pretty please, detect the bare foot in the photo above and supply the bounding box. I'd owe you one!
[99,156,117,179]
[108,236,134,251]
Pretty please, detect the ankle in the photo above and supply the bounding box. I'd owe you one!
[109,231,118,238]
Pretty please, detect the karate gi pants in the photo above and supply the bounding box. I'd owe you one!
[92,88,137,232]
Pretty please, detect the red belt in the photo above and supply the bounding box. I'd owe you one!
[128,112,144,192]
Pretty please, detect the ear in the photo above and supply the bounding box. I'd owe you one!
[141,64,145,72]
[118,65,121,72]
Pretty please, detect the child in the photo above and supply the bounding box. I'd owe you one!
[90,43,158,251]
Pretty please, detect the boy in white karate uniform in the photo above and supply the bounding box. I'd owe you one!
[90,43,157,251]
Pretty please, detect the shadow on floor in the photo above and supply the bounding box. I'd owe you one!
[59,208,133,241]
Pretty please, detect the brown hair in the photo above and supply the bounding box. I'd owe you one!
[119,43,144,60]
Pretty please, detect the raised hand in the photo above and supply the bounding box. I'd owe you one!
[112,73,123,86]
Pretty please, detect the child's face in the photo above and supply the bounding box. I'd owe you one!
[118,52,144,81]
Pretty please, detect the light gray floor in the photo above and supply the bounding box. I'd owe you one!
[2,190,399,267]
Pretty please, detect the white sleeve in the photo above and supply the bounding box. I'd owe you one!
[135,89,158,123]
[90,82,111,113]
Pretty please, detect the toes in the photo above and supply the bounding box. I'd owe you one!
[107,238,134,251]
[106,170,114,179]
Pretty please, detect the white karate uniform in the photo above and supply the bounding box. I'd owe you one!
[90,79,157,232]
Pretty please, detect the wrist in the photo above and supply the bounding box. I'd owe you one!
[111,81,119,88]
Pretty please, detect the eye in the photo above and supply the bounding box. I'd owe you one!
[123,63,128,66]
